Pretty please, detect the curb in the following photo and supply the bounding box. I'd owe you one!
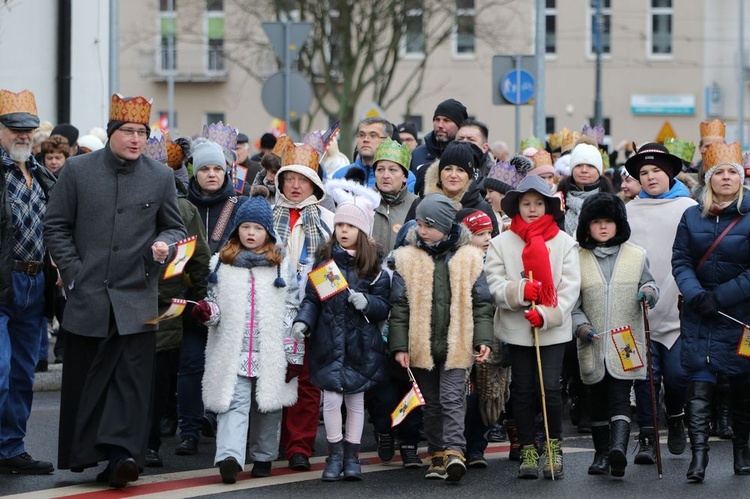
[33,362,62,392]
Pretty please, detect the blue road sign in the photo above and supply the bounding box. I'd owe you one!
[500,69,535,105]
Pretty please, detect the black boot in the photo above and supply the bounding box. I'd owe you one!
[686,381,713,483]
[587,424,609,475]
[634,428,656,465]
[731,385,750,475]
[716,380,734,439]
[667,413,687,455]
[608,419,630,477]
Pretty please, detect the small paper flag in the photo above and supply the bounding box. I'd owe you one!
[233,164,248,194]
[163,236,197,279]
[391,369,426,427]
[308,259,349,301]
[611,325,644,371]
[145,298,187,325]
[737,326,750,358]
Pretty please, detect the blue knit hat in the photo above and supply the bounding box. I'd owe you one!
[230,195,277,242]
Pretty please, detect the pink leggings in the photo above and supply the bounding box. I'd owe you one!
[322,390,364,444]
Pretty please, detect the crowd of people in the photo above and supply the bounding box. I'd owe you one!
[1,88,750,490]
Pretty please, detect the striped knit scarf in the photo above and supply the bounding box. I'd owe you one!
[273,203,327,257]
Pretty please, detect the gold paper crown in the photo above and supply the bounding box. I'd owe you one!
[166,141,185,169]
[700,119,726,141]
[283,144,320,173]
[702,141,742,172]
[531,150,553,168]
[272,135,295,160]
[562,131,579,152]
[548,128,569,152]
[109,94,152,125]
[0,89,38,118]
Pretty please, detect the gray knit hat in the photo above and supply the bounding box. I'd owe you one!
[415,193,457,234]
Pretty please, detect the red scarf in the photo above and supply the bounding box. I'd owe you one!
[510,213,559,307]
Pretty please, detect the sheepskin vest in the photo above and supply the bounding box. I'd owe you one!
[394,244,484,370]
[577,242,648,384]
[202,255,298,414]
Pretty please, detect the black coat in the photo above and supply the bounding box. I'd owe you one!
[187,176,247,253]
[295,244,390,394]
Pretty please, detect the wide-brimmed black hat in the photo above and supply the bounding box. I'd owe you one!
[501,174,564,220]
[624,142,683,181]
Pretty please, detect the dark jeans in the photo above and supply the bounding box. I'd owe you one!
[177,323,207,441]
[634,337,688,429]
[465,390,488,458]
[588,374,633,423]
[510,343,566,445]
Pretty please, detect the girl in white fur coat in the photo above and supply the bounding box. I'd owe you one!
[192,195,298,485]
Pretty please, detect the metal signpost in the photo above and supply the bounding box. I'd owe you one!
[493,55,537,151]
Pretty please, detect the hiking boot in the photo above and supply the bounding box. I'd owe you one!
[399,444,423,468]
[425,451,446,480]
[517,445,539,479]
[634,429,656,465]
[667,413,687,455]
[541,439,564,479]
[443,450,466,483]
[376,431,395,463]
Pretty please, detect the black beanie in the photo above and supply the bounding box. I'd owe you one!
[106,120,151,139]
[576,192,631,249]
[433,99,468,127]
[439,141,482,179]
[50,123,79,146]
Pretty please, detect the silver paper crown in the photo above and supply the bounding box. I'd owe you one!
[143,134,168,163]
[202,121,238,150]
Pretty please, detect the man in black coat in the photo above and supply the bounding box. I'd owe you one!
[45,94,186,488]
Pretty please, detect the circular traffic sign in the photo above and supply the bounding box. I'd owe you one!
[261,70,313,120]
[500,69,535,105]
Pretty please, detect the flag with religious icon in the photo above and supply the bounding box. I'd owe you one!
[145,298,188,325]
[163,236,197,279]
[717,311,750,359]
[391,368,426,428]
[610,325,644,371]
[307,259,349,301]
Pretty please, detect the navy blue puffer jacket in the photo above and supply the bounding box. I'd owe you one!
[672,194,750,377]
[295,244,390,394]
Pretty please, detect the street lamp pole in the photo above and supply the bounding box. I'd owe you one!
[593,0,603,127]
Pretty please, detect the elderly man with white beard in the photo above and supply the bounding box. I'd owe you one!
[0,89,56,475]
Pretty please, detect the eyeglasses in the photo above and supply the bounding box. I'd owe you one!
[357,132,387,140]
[118,127,149,138]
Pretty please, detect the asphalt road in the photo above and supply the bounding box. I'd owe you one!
[4,390,750,498]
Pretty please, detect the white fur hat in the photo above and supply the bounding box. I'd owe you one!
[569,143,603,175]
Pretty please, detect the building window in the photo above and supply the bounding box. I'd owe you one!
[159,7,177,71]
[159,0,177,10]
[649,0,672,56]
[403,0,424,56]
[206,1,224,71]
[454,0,475,56]
[206,112,225,125]
[587,0,611,57]
[546,116,555,135]
[545,0,556,55]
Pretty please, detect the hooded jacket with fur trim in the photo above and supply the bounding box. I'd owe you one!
[202,254,298,414]
[388,225,495,370]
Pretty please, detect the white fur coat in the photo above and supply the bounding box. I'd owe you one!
[202,254,298,414]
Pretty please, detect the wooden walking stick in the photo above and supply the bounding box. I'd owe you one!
[641,299,663,479]
[529,272,554,480]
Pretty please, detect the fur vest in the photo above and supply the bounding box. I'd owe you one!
[577,243,648,384]
[393,242,486,370]
[202,254,298,414]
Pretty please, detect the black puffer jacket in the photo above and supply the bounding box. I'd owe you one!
[295,243,390,394]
